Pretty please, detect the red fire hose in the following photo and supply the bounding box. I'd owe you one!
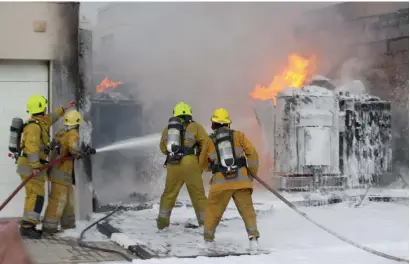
[0,156,72,212]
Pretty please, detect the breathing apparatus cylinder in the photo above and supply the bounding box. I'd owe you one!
[166,117,183,154]
[9,118,24,156]
[215,128,236,171]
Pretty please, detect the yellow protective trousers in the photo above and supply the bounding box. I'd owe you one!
[43,182,75,233]
[19,175,45,228]
[203,188,259,241]
[157,158,207,230]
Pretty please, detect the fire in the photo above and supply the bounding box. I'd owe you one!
[96,77,124,93]
[250,54,316,104]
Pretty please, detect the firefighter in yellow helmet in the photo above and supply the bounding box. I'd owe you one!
[199,108,260,249]
[17,94,76,239]
[42,110,94,234]
[157,102,208,230]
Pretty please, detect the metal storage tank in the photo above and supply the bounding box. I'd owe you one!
[89,90,154,204]
[338,92,393,187]
[272,85,344,190]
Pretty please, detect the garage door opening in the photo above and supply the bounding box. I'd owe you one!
[0,59,49,219]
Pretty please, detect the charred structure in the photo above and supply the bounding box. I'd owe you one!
[270,86,344,191]
[294,3,408,182]
[256,81,393,191]
[339,92,392,187]
[89,81,151,204]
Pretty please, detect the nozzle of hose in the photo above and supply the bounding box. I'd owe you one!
[83,145,96,155]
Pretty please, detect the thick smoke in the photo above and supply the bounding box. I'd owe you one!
[92,2,338,128]
[81,2,408,203]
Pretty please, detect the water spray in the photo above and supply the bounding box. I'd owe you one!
[95,133,162,153]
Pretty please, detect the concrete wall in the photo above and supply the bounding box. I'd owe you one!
[0,3,90,218]
[50,3,80,130]
[76,27,94,219]
[0,2,73,60]
[0,1,80,115]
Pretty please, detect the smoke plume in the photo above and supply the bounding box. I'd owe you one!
[80,2,408,203]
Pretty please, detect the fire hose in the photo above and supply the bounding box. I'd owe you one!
[77,205,133,262]
[0,156,72,212]
[0,151,133,262]
[250,172,409,263]
[1,156,406,262]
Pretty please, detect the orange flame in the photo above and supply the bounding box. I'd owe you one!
[96,77,124,93]
[250,54,316,104]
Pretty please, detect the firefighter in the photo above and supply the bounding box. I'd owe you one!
[17,94,76,239]
[42,110,88,234]
[199,108,260,249]
[157,102,208,230]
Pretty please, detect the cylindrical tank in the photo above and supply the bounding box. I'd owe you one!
[9,117,24,155]
[273,85,340,190]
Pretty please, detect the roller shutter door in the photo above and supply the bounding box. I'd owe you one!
[0,60,49,218]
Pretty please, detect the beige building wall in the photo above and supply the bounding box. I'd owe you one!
[0,2,71,60]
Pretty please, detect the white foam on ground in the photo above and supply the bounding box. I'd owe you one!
[91,189,408,263]
[111,233,137,248]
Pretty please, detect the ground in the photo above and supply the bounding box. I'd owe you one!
[33,188,408,264]
[23,236,132,264]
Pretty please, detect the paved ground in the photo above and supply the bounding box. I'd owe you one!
[23,235,134,264]
[0,218,133,263]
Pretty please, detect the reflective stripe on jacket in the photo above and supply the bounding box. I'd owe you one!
[16,107,65,178]
[160,121,209,166]
[49,128,80,186]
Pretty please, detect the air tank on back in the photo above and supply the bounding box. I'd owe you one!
[9,117,24,160]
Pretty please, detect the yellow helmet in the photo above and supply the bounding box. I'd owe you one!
[26,94,48,115]
[64,110,83,126]
[173,102,192,117]
[211,108,231,124]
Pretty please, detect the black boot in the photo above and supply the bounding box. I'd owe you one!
[20,226,42,239]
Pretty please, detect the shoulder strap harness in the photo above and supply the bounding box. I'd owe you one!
[210,130,247,178]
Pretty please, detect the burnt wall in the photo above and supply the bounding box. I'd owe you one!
[48,3,95,218]
[78,28,93,183]
[78,26,95,216]
[51,2,80,128]
[79,28,93,114]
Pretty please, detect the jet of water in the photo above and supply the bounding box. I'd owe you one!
[96,133,162,153]
[95,117,257,154]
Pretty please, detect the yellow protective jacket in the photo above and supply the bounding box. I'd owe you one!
[16,107,65,179]
[49,128,81,186]
[160,121,209,166]
[199,127,259,192]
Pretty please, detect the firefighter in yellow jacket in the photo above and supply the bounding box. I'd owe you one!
[17,94,76,239]
[199,108,260,249]
[42,110,84,234]
[157,102,208,230]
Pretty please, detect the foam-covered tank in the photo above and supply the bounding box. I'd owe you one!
[338,91,393,187]
[273,85,342,190]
